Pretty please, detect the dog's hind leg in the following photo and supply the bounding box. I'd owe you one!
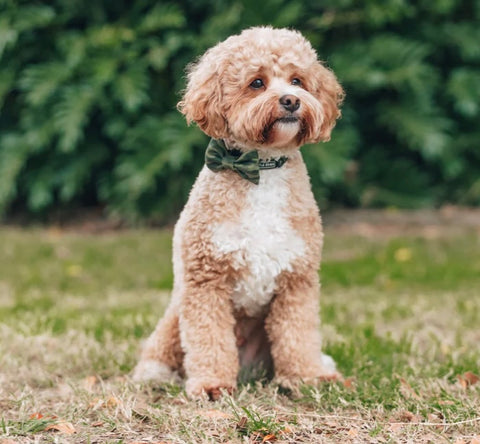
[133,219,187,384]
[132,295,184,383]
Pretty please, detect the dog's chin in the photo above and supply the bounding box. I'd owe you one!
[263,117,301,148]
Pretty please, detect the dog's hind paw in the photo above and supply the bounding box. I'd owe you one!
[320,353,337,375]
[185,378,235,401]
[132,359,178,383]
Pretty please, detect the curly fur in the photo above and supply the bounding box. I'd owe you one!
[133,26,344,399]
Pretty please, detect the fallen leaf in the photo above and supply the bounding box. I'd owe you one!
[262,434,277,443]
[106,396,122,408]
[347,428,358,437]
[438,400,455,405]
[29,412,57,421]
[83,375,98,391]
[389,423,403,433]
[281,425,293,434]
[398,410,421,423]
[394,247,412,262]
[88,396,122,410]
[398,411,414,422]
[91,421,104,427]
[236,416,248,430]
[463,371,480,386]
[342,377,356,391]
[457,375,468,389]
[45,422,76,435]
[456,371,479,389]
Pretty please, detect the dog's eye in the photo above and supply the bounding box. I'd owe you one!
[291,78,302,86]
[250,79,264,89]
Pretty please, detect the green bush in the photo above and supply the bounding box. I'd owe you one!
[0,0,479,221]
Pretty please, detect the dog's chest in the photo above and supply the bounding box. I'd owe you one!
[212,170,305,316]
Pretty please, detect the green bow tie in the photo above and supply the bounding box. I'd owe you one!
[205,139,287,185]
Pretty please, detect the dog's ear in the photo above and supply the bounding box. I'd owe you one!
[177,55,228,139]
[311,63,344,142]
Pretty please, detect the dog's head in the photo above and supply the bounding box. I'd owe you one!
[178,27,344,150]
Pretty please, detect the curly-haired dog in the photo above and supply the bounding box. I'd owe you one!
[133,26,344,399]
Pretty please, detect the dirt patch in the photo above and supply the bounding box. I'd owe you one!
[323,206,480,238]
[5,205,480,236]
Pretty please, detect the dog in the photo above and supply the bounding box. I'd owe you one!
[133,26,344,400]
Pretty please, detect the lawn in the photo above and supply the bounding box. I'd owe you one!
[1,210,479,443]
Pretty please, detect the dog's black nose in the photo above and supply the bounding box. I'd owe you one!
[279,94,300,113]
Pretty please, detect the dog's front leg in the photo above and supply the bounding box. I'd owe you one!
[180,277,239,400]
[265,270,339,390]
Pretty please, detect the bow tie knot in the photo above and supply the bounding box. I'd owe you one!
[205,139,287,185]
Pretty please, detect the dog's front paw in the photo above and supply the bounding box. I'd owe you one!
[275,372,340,390]
[185,378,235,401]
[132,359,179,383]
[275,353,342,393]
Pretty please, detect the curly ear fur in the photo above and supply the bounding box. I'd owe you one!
[311,63,345,142]
[177,52,229,139]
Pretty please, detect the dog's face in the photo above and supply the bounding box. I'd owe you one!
[178,27,344,150]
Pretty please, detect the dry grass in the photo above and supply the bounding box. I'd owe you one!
[1,213,480,443]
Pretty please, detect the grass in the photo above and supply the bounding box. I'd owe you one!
[1,213,480,443]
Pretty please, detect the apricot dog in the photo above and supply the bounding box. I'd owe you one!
[133,26,344,399]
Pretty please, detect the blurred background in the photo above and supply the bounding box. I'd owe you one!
[1,0,479,224]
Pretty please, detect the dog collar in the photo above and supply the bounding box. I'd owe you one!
[205,139,288,185]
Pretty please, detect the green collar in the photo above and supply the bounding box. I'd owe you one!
[205,139,288,185]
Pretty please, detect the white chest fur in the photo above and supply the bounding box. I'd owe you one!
[211,168,305,316]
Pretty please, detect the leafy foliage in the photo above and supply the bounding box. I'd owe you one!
[0,0,479,220]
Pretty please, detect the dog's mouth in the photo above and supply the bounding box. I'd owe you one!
[275,116,299,124]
